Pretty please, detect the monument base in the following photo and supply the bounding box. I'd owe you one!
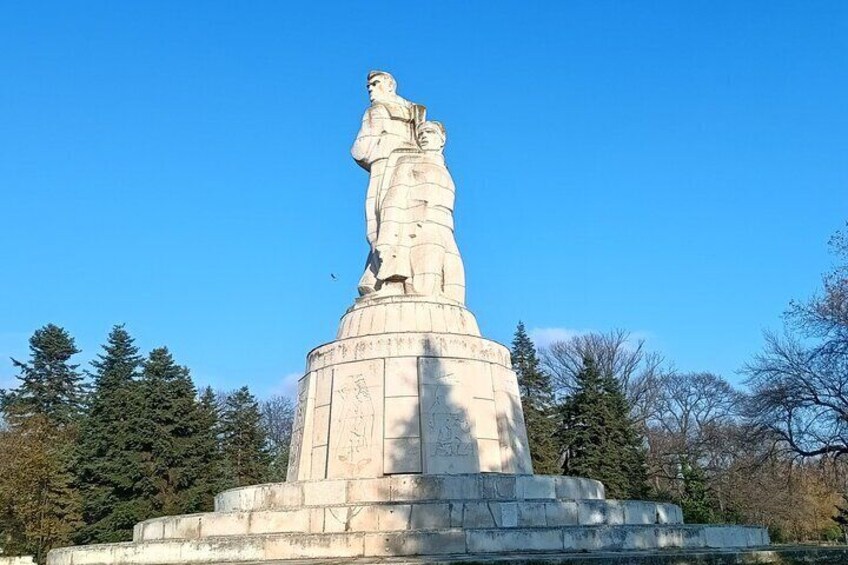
[48,474,768,565]
[287,297,534,481]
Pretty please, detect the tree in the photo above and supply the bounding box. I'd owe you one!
[644,372,743,501]
[75,325,146,543]
[261,394,295,481]
[0,325,84,560]
[0,415,82,562]
[136,348,219,516]
[558,355,648,499]
[541,329,664,428]
[1,324,84,427]
[219,387,271,487]
[678,456,719,523]
[511,322,559,474]
[745,224,848,458]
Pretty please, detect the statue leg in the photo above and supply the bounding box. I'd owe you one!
[359,170,383,296]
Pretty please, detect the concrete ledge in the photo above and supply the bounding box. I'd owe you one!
[337,296,481,339]
[49,525,771,565]
[144,546,848,564]
[0,557,36,565]
[215,475,606,512]
[306,333,512,370]
[136,500,683,540]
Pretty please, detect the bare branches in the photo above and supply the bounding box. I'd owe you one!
[540,329,666,427]
[745,224,848,460]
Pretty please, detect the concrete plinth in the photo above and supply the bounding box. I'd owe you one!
[46,297,772,564]
[288,299,533,482]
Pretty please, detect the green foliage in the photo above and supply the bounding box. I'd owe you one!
[75,325,147,543]
[219,387,272,487]
[678,457,719,523]
[0,416,82,563]
[136,347,219,516]
[511,321,560,474]
[2,324,84,428]
[558,355,648,499]
[0,325,84,562]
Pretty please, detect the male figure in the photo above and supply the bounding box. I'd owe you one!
[351,71,425,295]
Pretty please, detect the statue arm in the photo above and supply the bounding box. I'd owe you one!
[350,105,390,171]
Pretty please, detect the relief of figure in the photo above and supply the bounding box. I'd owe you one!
[427,383,474,458]
[336,375,375,472]
[351,70,425,296]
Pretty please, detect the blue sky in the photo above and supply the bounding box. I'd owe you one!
[2,1,846,398]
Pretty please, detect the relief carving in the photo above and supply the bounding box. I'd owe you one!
[336,374,376,473]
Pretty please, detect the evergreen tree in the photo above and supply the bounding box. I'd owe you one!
[2,324,84,427]
[194,386,225,507]
[75,325,146,543]
[558,355,648,498]
[137,348,219,516]
[0,325,83,560]
[219,387,271,487]
[678,457,719,524]
[511,321,560,474]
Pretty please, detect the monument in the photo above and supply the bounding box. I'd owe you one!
[48,72,774,564]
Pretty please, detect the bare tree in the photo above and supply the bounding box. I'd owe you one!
[644,371,746,498]
[650,372,742,458]
[745,224,848,459]
[261,394,295,480]
[540,329,666,427]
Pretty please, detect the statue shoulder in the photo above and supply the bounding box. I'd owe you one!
[362,103,392,120]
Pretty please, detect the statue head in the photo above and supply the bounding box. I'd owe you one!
[416,121,446,152]
[367,70,397,103]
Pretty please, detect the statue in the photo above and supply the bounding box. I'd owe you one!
[351,70,426,296]
[351,72,466,304]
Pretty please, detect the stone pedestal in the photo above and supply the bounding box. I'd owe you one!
[287,295,532,481]
[45,296,771,565]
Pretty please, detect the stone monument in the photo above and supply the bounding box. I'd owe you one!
[47,71,774,565]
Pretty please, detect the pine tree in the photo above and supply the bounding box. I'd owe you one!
[558,355,648,498]
[511,321,560,474]
[2,324,84,427]
[194,386,224,508]
[75,325,147,543]
[678,457,719,524]
[0,325,83,560]
[219,387,271,487]
[137,348,219,516]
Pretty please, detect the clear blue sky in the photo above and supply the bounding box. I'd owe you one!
[2,1,846,398]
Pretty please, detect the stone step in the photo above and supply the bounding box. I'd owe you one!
[50,525,770,565]
[215,475,605,512]
[134,500,684,541]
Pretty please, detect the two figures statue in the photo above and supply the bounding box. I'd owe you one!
[351,71,466,304]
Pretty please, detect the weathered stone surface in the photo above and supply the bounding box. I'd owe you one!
[215,475,606,513]
[307,332,512,370]
[49,524,773,565]
[0,558,36,565]
[337,297,480,339]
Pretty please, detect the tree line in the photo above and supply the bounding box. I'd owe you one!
[513,224,848,543]
[2,224,846,558]
[0,326,294,561]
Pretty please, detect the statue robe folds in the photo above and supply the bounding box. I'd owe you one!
[374,150,466,304]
